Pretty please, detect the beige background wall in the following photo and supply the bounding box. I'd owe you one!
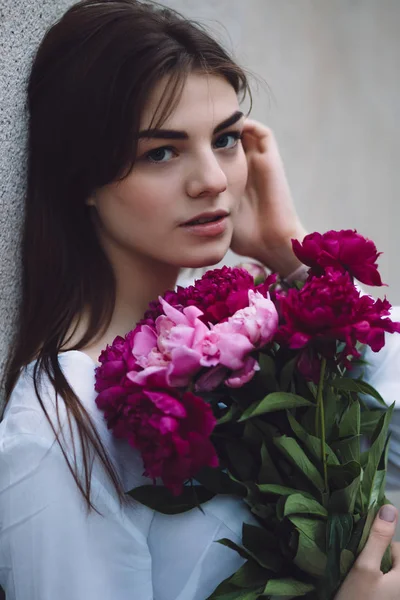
[1,0,399,375]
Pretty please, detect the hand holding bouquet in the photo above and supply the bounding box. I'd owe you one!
[95,229,400,599]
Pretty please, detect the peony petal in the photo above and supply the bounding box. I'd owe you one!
[167,346,203,387]
[214,331,254,370]
[127,365,168,387]
[144,390,187,418]
[132,325,157,358]
[226,357,259,388]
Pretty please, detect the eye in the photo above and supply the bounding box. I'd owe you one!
[145,147,177,163]
[214,131,242,150]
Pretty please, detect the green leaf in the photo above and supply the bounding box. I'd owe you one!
[340,549,355,577]
[360,409,386,437]
[338,401,360,438]
[331,435,361,464]
[330,378,387,408]
[283,493,328,519]
[289,515,327,550]
[127,485,215,514]
[217,404,239,425]
[273,436,325,492]
[325,513,354,596]
[238,392,313,421]
[300,406,317,437]
[243,421,264,451]
[381,540,393,574]
[258,353,279,392]
[216,538,250,561]
[228,560,270,589]
[376,438,390,506]
[323,385,340,441]
[287,412,339,467]
[356,504,378,555]
[256,483,314,499]
[225,440,256,482]
[250,503,275,521]
[242,523,282,571]
[259,442,283,485]
[279,357,297,392]
[263,578,315,596]
[328,462,361,513]
[362,404,394,507]
[195,467,246,497]
[207,578,264,600]
[288,516,327,577]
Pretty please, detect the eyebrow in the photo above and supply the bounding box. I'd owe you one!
[138,110,244,140]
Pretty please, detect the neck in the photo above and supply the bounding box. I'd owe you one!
[108,248,180,338]
[68,244,180,363]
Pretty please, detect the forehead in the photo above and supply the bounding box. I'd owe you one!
[140,72,240,131]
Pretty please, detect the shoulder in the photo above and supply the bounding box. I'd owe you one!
[0,351,150,492]
[1,351,99,441]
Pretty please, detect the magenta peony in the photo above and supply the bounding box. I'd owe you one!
[277,268,400,365]
[140,266,275,328]
[95,331,137,392]
[235,262,267,285]
[292,229,383,286]
[96,386,217,495]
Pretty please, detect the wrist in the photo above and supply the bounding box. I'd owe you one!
[258,227,308,278]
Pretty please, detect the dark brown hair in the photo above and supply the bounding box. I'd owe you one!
[3,0,251,509]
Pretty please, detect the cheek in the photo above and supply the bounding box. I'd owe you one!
[105,173,176,223]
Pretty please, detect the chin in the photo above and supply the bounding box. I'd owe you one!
[177,245,230,270]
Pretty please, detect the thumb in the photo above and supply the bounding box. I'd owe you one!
[356,504,398,572]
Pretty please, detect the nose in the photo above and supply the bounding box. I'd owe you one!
[186,151,228,199]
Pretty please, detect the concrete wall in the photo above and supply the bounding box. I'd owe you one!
[1,0,399,369]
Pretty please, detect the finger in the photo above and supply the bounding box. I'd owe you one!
[242,120,271,152]
[242,118,271,137]
[356,505,398,572]
[243,122,281,159]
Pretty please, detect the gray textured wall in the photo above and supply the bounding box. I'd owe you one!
[1,0,400,383]
[0,0,77,379]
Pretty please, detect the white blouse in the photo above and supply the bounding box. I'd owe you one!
[0,351,254,600]
[2,312,400,600]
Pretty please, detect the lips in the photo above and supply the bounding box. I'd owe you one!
[181,210,229,227]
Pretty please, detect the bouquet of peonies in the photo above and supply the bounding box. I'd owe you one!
[95,230,400,600]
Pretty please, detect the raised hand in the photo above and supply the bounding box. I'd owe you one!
[230,120,307,277]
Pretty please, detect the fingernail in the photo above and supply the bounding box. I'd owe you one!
[379,505,397,523]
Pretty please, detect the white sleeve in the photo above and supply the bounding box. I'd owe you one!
[357,306,400,409]
[0,379,154,599]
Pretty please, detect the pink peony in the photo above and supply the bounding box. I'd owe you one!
[225,356,260,388]
[96,386,218,495]
[129,289,279,390]
[292,229,383,286]
[194,290,278,390]
[214,290,279,348]
[128,302,209,388]
[277,268,400,365]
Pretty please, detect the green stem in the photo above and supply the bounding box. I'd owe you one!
[317,357,329,493]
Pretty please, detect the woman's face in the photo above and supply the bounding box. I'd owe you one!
[90,72,248,269]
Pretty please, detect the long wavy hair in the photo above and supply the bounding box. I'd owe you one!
[3,0,251,509]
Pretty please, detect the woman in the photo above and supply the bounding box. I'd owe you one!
[0,1,398,598]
